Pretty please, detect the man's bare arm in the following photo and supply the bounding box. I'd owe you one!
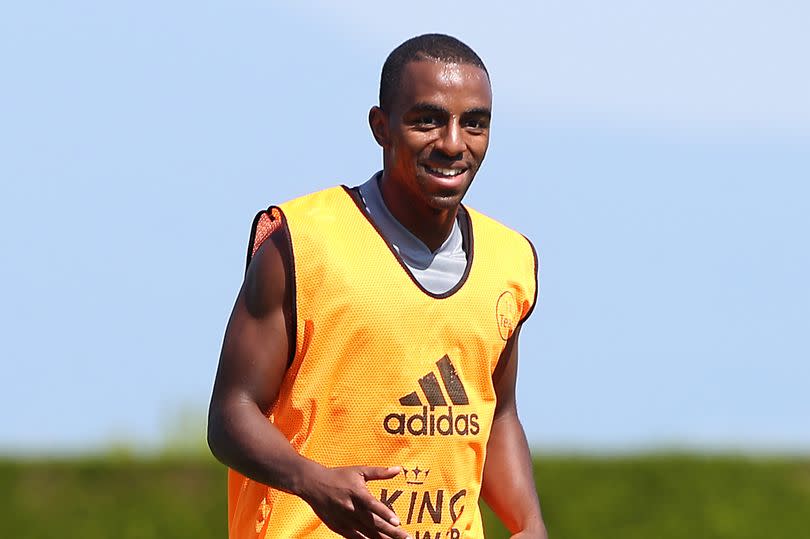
[481,327,549,538]
[207,228,409,539]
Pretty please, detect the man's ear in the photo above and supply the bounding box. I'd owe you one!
[368,106,389,148]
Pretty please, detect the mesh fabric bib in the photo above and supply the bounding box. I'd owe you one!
[228,186,538,539]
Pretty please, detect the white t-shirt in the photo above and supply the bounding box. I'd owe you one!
[356,173,467,295]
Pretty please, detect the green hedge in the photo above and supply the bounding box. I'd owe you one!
[2,454,808,538]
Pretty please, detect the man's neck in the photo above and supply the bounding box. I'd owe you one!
[378,173,459,253]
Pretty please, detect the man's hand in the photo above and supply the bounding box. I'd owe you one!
[299,464,411,539]
[210,233,410,538]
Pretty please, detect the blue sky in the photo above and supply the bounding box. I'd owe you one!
[1,1,808,453]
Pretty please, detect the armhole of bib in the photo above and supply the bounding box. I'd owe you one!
[244,206,298,369]
[517,235,539,327]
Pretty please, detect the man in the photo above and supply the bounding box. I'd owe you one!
[208,34,548,539]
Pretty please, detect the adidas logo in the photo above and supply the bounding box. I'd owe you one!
[383,355,480,437]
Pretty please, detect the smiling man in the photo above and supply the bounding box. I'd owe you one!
[208,34,549,539]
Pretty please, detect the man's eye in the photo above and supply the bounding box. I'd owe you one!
[465,119,488,129]
[415,116,438,126]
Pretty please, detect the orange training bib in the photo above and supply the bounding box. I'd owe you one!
[229,186,537,539]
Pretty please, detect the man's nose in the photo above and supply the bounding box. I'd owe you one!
[435,121,465,158]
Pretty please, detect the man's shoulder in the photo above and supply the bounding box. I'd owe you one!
[276,185,350,211]
[463,204,532,245]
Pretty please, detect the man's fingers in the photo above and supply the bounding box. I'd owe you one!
[352,511,410,539]
[347,505,406,539]
[314,466,409,539]
[360,465,401,481]
[362,495,402,527]
[370,513,411,539]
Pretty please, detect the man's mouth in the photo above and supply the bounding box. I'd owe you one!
[423,165,467,178]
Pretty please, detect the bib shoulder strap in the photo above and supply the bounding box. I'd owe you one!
[245,206,284,274]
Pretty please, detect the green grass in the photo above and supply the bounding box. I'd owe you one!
[2,454,808,538]
[483,454,810,538]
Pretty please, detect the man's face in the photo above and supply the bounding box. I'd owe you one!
[372,60,492,212]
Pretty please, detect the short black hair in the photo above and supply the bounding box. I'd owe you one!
[379,33,489,112]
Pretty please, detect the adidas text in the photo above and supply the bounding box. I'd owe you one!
[384,406,480,436]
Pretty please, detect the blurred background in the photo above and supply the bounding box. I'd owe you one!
[1,1,808,537]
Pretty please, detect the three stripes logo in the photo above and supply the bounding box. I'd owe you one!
[383,355,480,437]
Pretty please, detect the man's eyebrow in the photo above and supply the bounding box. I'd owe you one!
[463,107,491,118]
[407,102,449,115]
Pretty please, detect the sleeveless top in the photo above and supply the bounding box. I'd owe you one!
[228,185,538,539]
